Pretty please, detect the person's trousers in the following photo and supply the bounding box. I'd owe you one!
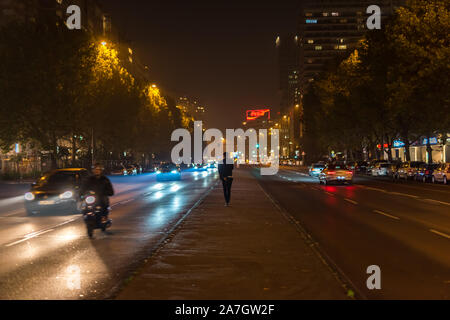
[221,177,233,204]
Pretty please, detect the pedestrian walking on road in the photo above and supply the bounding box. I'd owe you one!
[218,152,234,206]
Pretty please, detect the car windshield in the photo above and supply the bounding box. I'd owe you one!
[380,163,390,168]
[36,171,76,187]
[313,164,325,168]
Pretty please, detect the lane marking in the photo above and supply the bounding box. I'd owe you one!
[361,186,387,193]
[373,210,400,220]
[5,229,55,247]
[387,192,419,199]
[421,199,450,207]
[4,217,79,247]
[324,192,335,197]
[429,229,450,240]
[344,198,358,205]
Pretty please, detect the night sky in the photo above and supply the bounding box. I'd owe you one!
[98,0,301,131]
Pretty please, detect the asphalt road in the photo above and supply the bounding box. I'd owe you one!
[0,169,218,299]
[255,167,450,299]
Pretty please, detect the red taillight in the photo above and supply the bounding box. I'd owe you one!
[347,171,353,175]
[327,171,336,175]
[425,170,429,174]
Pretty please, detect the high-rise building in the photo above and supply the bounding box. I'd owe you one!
[276,34,302,158]
[298,0,404,93]
[178,96,207,122]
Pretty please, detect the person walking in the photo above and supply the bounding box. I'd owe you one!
[218,152,234,206]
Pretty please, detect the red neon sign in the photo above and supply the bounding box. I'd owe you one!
[246,109,271,121]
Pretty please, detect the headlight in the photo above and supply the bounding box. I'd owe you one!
[85,196,96,204]
[25,192,35,201]
[59,191,73,199]
[156,170,161,174]
[171,170,177,174]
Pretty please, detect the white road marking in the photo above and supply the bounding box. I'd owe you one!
[387,192,419,199]
[344,198,358,205]
[373,210,400,220]
[429,229,450,240]
[422,199,450,207]
[362,186,387,193]
[5,229,55,247]
[4,217,79,247]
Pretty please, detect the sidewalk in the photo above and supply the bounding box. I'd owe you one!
[116,169,348,300]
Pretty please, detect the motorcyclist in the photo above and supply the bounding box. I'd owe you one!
[81,163,114,221]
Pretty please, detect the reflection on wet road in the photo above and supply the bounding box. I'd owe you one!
[0,169,218,299]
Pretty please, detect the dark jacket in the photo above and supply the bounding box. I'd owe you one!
[218,160,234,180]
[81,175,114,206]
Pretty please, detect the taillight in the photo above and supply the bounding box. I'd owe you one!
[425,170,429,174]
[328,171,335,175]
[347,171,353,175]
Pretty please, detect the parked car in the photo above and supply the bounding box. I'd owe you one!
[431,163,450,184]
[24,168,90,215]
[309,163,325,177]
[387,161,402,178]
[319,163,353,185]
[395,161,426,180]
[156,163,181,181]
[366,160,386,175]
[415,163,439,182]
[371,162,390,176]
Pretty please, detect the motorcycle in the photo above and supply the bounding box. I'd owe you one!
[82,191,112,238]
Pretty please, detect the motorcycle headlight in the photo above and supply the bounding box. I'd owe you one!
[85,196,96,204]
[25,192,35,201]
[59,191,73,199]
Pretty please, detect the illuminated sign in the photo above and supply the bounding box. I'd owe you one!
[393,140,405,148]
[376,143,389,149]
[422,137,438,145]
[246,109,271,121]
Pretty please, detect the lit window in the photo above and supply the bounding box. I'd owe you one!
[323,12,329,17]
[307,39,314,44]
[332,12,339,16]
[338,45,347,50]
[340,19,348,23]
[315,45,322,50]
[306,19,318,24]
[305,13,313,17]
[128,48,133,55]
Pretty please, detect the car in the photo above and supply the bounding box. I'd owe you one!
[348,161,368,174]
[156,163,181,181]
[194,163,208,171]
[371,162,390,176]
[123,165,138,176]
[395,161,426,180]
[207,162,217,170]
[24,168,90,215]
[387,161,402,178]
[415,163,439,182]
[366,160,385,175]
[431,163,450,184]
[309,163,325,177]
[319,163,353,185]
